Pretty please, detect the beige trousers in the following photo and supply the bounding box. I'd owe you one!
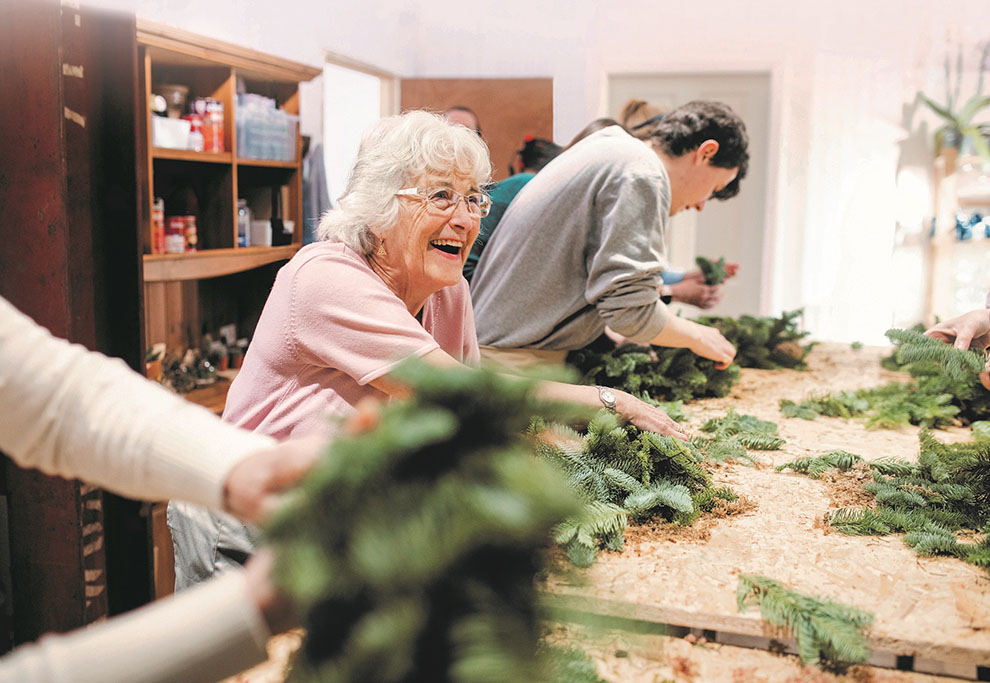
[479,346,569,371]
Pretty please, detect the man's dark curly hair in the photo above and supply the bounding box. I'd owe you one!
[650,100,749,200]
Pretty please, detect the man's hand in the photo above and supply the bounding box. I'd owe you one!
[679,262,739,285]
[649,316,737,369]
[686,320,736,369]
[669,280,722,309]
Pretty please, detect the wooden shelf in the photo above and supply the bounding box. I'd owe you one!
[143,245,299,281]
[236,157,298,168]
[176,372,235,415]
[152,147,233,164]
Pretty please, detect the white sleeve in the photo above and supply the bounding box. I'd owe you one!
[0,297,276,510]
[0,571,270,683]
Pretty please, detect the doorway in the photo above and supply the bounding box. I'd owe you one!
[608,73,771,317]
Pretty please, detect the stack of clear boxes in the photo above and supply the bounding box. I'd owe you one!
[236,94,298,161]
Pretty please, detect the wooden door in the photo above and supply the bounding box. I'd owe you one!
[400,78,553,183]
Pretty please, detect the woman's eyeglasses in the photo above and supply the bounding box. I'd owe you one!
[395,187,492,218]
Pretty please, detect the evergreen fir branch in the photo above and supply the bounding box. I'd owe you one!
[623,479,694,520]
[823,431,990,572]
[539,644,606,683]
[554,501,629,567]
[776,450,863,478]
[265,360,585,682]
[739,433,786,450]
[536,409,736,566]
[867,457,917,477]
[696,255,728,285]
[736,574,873,668]
[885,328,985,383]
[695,486,739,513]
[690,435,750,463]
[567,341,740,403]
[697,309,816,370]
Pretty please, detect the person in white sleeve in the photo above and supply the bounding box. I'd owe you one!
[0,295,319,683]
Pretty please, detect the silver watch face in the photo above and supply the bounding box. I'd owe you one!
[598,386,617,408]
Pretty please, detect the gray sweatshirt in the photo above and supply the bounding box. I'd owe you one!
[470,126,670,351]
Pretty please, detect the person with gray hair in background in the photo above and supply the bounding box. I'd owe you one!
[470,100,750,368]
[169,110,690,589]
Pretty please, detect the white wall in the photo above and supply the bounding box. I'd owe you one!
[405,0,990,341]
[105,0,990,341]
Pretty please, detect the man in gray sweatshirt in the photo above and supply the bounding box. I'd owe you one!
[470,100,748,370]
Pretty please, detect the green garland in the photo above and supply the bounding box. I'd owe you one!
[737,574,874,668]
[265,361,590,683]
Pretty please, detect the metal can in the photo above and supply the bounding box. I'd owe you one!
[165,216,186,254]
[152,197,165,254]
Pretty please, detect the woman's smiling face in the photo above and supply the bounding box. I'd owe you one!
[373,174,481,311]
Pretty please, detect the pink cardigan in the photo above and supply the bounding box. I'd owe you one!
[223,242,480,440]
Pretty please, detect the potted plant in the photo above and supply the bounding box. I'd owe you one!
[919,41,990,165]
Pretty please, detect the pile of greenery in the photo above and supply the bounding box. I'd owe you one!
[778,432,990,572]
[697,309,816,370]
[737,574,874,669]
[696,255,728,285]
[826,431,990,571]
[265,361,592,683]
[567,342,740,403]
[532,411,739,567]
[693,408,785,464]
[776,450,913,479]
[780,328,990,429]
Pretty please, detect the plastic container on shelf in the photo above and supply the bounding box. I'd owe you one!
[236,93,297,161]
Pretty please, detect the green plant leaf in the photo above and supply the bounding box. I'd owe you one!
[957,94,990,126]
[920,94,957,124]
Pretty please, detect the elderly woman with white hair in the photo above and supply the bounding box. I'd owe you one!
[169,110,685,586]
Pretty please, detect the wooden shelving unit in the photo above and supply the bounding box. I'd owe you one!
[143,245,300,282]
[136,20,320,352]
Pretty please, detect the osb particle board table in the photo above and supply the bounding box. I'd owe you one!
[543,343,990,680]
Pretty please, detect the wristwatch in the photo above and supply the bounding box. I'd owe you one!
[660,284,673,305]
[596,385,617,411]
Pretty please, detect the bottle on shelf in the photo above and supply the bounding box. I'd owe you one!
[237,199,252,248]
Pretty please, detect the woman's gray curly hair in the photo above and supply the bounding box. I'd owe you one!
[318,110,492,254]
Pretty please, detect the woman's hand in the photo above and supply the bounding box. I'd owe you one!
[613,390,688,440]
[925,309,990,351]
[669,280,722,309]
[222,436,324,525]
[925,309,990,391]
